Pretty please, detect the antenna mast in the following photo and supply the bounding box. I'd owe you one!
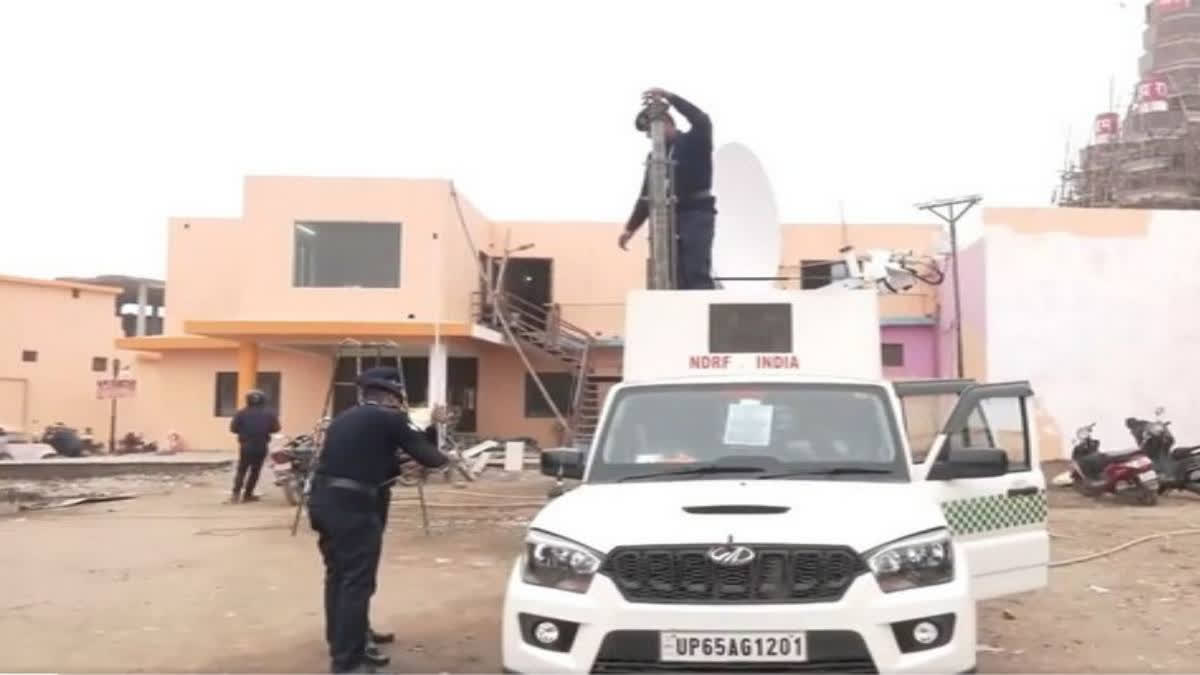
[641,93,678,290]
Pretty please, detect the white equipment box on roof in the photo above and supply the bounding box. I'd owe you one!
[622,288,883,382]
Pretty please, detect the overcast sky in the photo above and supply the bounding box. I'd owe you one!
[0,0,1144,279]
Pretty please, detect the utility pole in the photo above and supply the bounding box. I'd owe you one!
[108,357,120,453]
[640,93,677,290]
[915,194,982,379]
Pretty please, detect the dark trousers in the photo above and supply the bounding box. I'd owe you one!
[232,444,267,497]
[309,487,383,673]
[676,208,716,290]
[366,486,392,639]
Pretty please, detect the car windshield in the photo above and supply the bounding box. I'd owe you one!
[588,382,907,483]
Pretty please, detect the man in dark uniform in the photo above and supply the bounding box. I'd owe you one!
[308,367,448,673]
[618,87,718,290]
[228,389,282,503]
[365,403,443,661]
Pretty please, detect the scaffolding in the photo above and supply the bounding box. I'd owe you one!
[1058,0,1200,209]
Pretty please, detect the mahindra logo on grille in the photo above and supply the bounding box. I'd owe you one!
[707,544,756,566]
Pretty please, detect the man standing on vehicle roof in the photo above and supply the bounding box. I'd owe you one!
[618,87,717,290]
[308,366,448,673]
[228,389,281,503]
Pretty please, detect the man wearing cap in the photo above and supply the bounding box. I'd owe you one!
[307,366,448,673]
[618,87,718,290]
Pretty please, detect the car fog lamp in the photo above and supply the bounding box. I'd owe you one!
[534,621,561,645]
[912,621,939,645]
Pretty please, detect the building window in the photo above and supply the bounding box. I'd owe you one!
[524,372,574,418]
[92,357,108,372]
[214,371,284,417]
[21,350,37,363]
[214,372,238,417]
[799,260,848,289]
[881,343,905,367]
[293,221,402,288]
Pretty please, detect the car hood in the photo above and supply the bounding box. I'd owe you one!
[529,479,943,554]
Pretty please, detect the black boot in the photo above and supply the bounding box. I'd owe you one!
[363,646,390,668]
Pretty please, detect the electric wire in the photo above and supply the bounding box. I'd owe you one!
[446,184,570,431]
[1049,528,1200,567]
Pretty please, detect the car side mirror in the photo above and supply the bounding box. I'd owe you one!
[541,448,585,480]
[928,448,1008,480]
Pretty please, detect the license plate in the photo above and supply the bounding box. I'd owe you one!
[660,632,806,662]
[1139,470,1158,482]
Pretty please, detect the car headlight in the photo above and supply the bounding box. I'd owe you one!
[864,529,954,593]
[521,529,604,594]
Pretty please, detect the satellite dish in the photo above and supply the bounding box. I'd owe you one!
[711,143,782,290]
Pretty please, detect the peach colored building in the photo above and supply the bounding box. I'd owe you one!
[0,274,141,438]
[114,176,947,452]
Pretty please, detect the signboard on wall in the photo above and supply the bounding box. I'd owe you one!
[97,379,137,399]
[1157,0,1191,16]
[1135,76,1170,114]
[1094,113,1119,143]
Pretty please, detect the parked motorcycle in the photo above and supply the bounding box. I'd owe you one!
[269,434,317,506]
[40,423,85,457]
[1069,422,1160,505]
[1125,407,1200,496]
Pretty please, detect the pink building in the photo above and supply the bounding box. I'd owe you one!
[105,176,944,452]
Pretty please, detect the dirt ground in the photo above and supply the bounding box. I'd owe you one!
[2,468,1200,673]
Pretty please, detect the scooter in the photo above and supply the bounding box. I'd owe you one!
[269,434,317,506]
[1126,407,1200,496]
[1069,423,1160,505]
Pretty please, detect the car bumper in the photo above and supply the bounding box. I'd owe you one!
[501,561,976,674]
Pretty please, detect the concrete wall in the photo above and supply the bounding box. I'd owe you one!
[936,239,988,382]
[979,206,1193,460]
[880,324,938,379]
[132,347,332,451]
[0,275,139,438]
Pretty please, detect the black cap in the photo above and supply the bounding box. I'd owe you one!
[635,108,675,132]
[357,366,407,398]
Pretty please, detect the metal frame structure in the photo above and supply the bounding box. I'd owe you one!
[915,194,982,380]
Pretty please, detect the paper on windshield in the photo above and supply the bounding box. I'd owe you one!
[723,399,774,447]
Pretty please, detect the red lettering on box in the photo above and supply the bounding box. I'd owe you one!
[687,355,731,369]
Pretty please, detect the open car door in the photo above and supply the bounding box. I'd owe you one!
[895,380,1049,601]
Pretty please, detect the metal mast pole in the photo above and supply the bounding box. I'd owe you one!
[915,194,982,379]
[643,95,677,289]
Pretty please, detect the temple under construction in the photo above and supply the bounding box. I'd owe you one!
[1058,0,1200,209]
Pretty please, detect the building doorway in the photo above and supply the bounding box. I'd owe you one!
[479,256,553,330]
[447,357,479,433]
[331,355,430,415]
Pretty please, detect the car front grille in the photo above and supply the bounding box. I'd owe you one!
[590,629,877,673]
[600,544,867,604]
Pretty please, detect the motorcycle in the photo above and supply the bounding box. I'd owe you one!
[1125,407,1200,496]
[1069,422,1160,505]
[40,423,85,457]
[269,434,317,506]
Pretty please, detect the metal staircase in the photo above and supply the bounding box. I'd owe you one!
[474,290,605,449]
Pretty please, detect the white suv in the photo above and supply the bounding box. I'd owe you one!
[501,376,1048,674]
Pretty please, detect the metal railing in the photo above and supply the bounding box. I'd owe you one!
[471,290,599,446]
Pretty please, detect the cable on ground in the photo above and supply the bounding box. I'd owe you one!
[1049,528,1200,567]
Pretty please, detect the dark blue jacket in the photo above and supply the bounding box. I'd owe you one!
[230,406,281,451]
[316,402,447,487]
